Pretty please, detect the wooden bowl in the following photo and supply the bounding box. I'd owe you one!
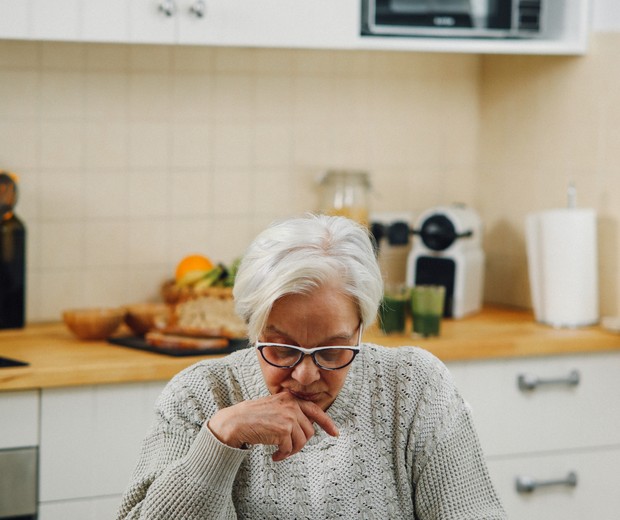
[123,303,169,336]
[62,307,125,341]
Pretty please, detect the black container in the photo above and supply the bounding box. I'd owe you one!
[0,172,26,329]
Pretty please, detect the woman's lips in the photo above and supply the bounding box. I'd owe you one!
[288,389,321,402]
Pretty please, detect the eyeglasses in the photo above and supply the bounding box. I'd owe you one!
[255,324,363,371]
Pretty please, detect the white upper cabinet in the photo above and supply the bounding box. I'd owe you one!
[176,0,359,48]
[129,0,359,47]
[82,0,130,43]
[30,0,81,41]
[0,0,592,55]
[130,0,177,43]
[0,0,130,43]
[0,0,29,39]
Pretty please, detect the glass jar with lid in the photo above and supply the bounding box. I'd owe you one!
[318,170,371,227]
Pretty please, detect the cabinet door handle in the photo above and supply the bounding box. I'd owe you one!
[189,0,206,18]
[158,0,177,17]
[517,369,580,391]
[516,471,578,493]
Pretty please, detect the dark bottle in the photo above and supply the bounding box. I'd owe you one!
[0,172,26,329]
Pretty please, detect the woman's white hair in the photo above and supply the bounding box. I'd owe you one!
[233,214,384,343]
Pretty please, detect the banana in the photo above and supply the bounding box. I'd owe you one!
[176,269,210,287]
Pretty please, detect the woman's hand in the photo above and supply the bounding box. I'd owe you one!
[207,392,339,461]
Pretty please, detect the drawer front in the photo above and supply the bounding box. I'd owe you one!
[487,447,620,520]
[0,390,39,448]
[38,495,121,520]
[447,352,620,456]
[39,381,166,501]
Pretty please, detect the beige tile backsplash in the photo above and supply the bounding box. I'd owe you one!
[478,33,620,315]
[1,35,619,323]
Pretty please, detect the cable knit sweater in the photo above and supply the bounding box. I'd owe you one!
[116,344,506,519]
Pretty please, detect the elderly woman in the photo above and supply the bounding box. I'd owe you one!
[117,214,506,519]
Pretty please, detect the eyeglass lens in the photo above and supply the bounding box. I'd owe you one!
[260,345,356,369]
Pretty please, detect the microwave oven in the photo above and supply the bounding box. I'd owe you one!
[362,0,543,39]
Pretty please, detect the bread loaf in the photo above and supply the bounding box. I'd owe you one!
[162,294,247,339]
[145,331,229,350]
[161,280,233,305]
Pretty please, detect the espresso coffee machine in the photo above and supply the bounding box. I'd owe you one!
[406,204,484,318]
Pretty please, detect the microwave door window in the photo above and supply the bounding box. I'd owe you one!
[484,0,511,30]
[388,0,426,13]
[366,0,541,36]
[381,0,474,27]
[389,0,471,14]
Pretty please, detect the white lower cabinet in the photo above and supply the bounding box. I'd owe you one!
[487,447,620,520]
[38,495,121,520]
[0,390,39,519]
[22,348,620,517]
[0,390,39,448]
[38,381,166,515]
[448,351,620,520]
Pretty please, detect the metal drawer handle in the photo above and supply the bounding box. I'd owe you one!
[189,0,206,17]
[516,471,578,493]
[158,0,176,17]
[517,369,580,391]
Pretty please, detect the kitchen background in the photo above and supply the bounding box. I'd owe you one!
[1,0,619,323]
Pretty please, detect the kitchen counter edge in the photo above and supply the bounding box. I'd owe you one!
[1,306,619,392]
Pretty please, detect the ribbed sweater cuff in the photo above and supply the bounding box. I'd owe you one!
[182,426,250,494]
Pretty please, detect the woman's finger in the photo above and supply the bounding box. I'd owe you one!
[207,392,337,458]
[272,420,309,461]
[272,429,294,461]
[297,399,339,437]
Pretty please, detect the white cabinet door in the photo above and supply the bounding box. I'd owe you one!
[0,0,129,43]
[175,0,220,45]
[81,0,130,43]
[0,390,39,449]
[0,0,30,39]
[448,353,620,457]
[130,0,177,44]
[130,0,358,48]
[30,0,80,41]
[38,495,121,520]
[39,381,166,502]
[487,447,620,520]
[177,0,359,48]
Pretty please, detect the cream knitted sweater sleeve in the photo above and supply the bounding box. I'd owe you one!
[116,361,252,520]
[116,345,506,520]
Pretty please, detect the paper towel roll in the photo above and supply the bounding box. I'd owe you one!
[526,208,598,328]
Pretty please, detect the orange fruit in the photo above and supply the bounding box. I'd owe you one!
[175,254,214,282]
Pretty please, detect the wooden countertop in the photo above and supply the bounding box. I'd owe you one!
[1,306,619,392]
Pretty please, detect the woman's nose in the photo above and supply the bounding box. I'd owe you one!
[291,355,321,385]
